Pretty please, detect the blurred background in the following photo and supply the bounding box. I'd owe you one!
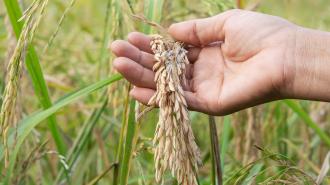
[0,0,329,184]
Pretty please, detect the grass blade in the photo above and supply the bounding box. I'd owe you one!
[0,74,122,184]
[283,100,330,147]
[55,91,110,183]
[119,99,138,185]
[113,84,131,185]
[3,0,67,154]
[241,163,263,185]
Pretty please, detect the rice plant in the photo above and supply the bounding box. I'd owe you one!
[0,0,329,184]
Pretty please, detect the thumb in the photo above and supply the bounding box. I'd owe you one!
[168,9,240,46]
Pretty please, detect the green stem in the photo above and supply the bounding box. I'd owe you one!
[119,99,138,185]
[113,84,131,185]
[209,116,223,185]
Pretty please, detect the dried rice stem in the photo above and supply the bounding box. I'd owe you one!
[149,35,201,185]
[130,14,168,36]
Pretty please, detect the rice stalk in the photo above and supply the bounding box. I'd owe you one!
[107,0,130,117]
[113,83,131,185]
[149,35,201,185]
[119,99,139,185]
[3,16,21,141]
[209,116,222,185]
[109,2,135,184]
[0,0,49,168]
[225,147,317,184]
[42,0,77,53]
[97,0,112,80]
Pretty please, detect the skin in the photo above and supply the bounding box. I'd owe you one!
[110,9,330,116]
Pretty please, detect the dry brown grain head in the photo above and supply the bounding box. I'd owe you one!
[149,34,201,185]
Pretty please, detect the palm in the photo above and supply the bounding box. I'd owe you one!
[187,47,224,114]
[187,11,297,114]
[189,45,281,115]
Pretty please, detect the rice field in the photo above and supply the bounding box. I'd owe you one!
[0,0,329,184]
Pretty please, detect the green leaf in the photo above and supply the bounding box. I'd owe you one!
[119,99,138,185]
[113,84,131,185]
[241,163,263,185]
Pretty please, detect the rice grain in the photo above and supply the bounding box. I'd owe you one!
[149,35,201,185]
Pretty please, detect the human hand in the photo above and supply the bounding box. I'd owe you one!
[111,9,329,115]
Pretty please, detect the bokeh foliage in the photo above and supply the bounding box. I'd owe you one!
[0,0,329,184]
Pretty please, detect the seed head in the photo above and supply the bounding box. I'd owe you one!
[149,35,201,185]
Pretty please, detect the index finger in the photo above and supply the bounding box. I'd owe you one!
[128,32,153,53]
[168,9,240,46]
[128,32,200,63]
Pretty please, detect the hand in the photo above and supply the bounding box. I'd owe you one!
[110,9,326,115]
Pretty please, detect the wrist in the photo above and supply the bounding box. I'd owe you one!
[287,27,330,101]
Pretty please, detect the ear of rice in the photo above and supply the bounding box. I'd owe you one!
[149,35,201,185]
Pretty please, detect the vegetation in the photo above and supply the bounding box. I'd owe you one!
[0,0,329,184]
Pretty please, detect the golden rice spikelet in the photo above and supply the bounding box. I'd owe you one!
[149,35,201,185]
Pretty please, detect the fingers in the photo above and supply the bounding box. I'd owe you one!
[113,57,156,89]
[111,31,206,109]
[127,31,202,63]
[168,9,240,46]
[130,87,203,112]
[110,33,197,89]
[127,32,153,53]
[111,40,155,69]
[183,91,203,112]
[130,87,155,105]
[187,47,201,62]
